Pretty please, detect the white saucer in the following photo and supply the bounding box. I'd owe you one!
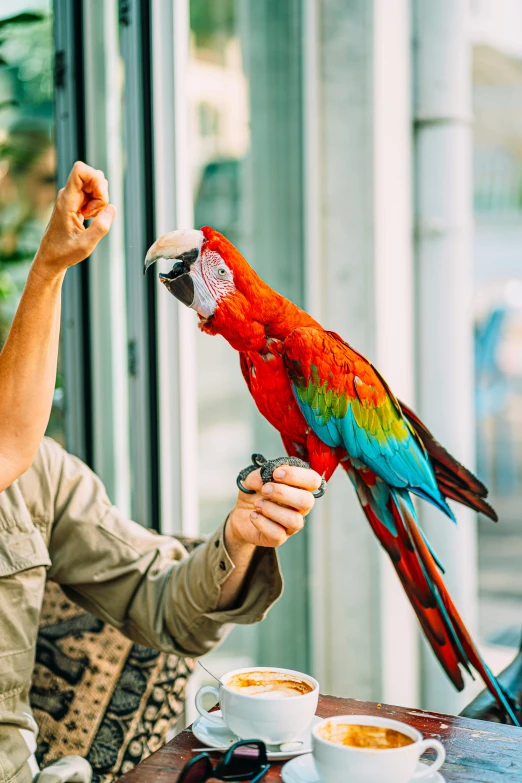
[191,711,322,761]
[281,754,446,783]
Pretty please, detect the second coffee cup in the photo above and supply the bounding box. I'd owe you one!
[195,666,319,745]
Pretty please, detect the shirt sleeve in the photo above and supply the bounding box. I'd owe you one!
[45,439,283,656]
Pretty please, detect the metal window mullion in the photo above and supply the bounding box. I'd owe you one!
[241,0,309,673]
[54,0,92,464]
[83,0,131,515]
[120,0,158,527]
[151,0,199,536]
[302,0,327,685]
[374,0,418,708]
[173,0,199,537]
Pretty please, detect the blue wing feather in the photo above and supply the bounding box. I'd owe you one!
[292,379,454,519]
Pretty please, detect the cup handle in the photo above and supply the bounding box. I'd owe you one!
[195,685,226,727]
[411,739,446,779]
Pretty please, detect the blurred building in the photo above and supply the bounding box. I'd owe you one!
[1,0,522,721]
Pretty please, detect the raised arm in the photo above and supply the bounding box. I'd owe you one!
[0,162,115,491]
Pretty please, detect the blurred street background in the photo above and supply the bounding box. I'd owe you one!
[1,0,522,721]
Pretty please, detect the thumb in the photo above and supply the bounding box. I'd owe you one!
[83,204,116,248]
[240,468,262,494]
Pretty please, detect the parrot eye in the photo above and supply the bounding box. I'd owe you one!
[217,267,228,277]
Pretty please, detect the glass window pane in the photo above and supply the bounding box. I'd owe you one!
[188,0,307,671]
[471,5,522,658]
[189,1,304,535]
[189,0,254,536]
[0,1,64,445]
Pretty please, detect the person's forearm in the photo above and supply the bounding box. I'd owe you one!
[0,257,64,489]
[216,521,257,610]
[0,163,114,492]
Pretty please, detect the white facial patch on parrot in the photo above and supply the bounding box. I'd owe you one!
[190,249,236,318]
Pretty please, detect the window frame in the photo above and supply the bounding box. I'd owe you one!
[54,0,93,466]
[120,0,160,528]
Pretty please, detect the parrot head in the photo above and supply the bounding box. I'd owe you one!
[145,225,314,350]
[144,226,281,348]
[144,227,239,320]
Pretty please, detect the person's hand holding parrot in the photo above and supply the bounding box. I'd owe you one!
[228,460,320,549]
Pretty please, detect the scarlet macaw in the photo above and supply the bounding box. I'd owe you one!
[145,226,518,724]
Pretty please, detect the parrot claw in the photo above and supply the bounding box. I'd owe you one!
[236,453,268,494]
[236,453,327,498]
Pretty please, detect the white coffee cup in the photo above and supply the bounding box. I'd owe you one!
[195,666,319,745]
[312,715,445,783]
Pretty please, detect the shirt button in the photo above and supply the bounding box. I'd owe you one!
[219,561,226,570]
[215,539,220,548]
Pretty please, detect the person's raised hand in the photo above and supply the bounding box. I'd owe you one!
[33,161,115,280]
[226,464,322,549]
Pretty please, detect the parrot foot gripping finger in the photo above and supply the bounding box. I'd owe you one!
[236,453,268,494]
[236,453,327,498]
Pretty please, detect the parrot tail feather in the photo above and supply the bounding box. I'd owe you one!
[403,500,520,725]
[344,460,519,726]
[435,471,498,520]
[399,400,498,522]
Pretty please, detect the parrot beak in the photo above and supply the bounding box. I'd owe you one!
[143,229,203,307]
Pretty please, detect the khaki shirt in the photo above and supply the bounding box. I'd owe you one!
[0,438,283,783]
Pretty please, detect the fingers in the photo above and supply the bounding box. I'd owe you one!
[271,464,322,493]
[62,162,109,214]
[248,514,289,548]
[236,462,320,546]
[33,163,114,274]
[253,499,305,536]
[66,162,109,200]
[82,205,116,252]
[81,197,108,220]
[239,465,322,496]
[260,481,314,515]
[239,468,263,494]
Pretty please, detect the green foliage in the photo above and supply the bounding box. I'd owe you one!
[0,10,53,113]
[0,6,54,342]
[190,0,235,47]
[0,12,44,30]
[0,6,64,442]
[0,268,15,299]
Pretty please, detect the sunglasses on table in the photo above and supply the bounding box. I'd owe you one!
[177,740,270,782]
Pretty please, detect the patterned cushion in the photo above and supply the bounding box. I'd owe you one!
[31,537,202,782]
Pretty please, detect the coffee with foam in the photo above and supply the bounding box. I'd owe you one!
[312,715,446,783]
[196,666,319,745]
[226,670,314,699]
[317,721,414,750]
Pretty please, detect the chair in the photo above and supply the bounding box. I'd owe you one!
[31,536,203,782]
[460,635,522,724]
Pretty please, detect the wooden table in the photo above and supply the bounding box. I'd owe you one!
[117,695,522,782]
